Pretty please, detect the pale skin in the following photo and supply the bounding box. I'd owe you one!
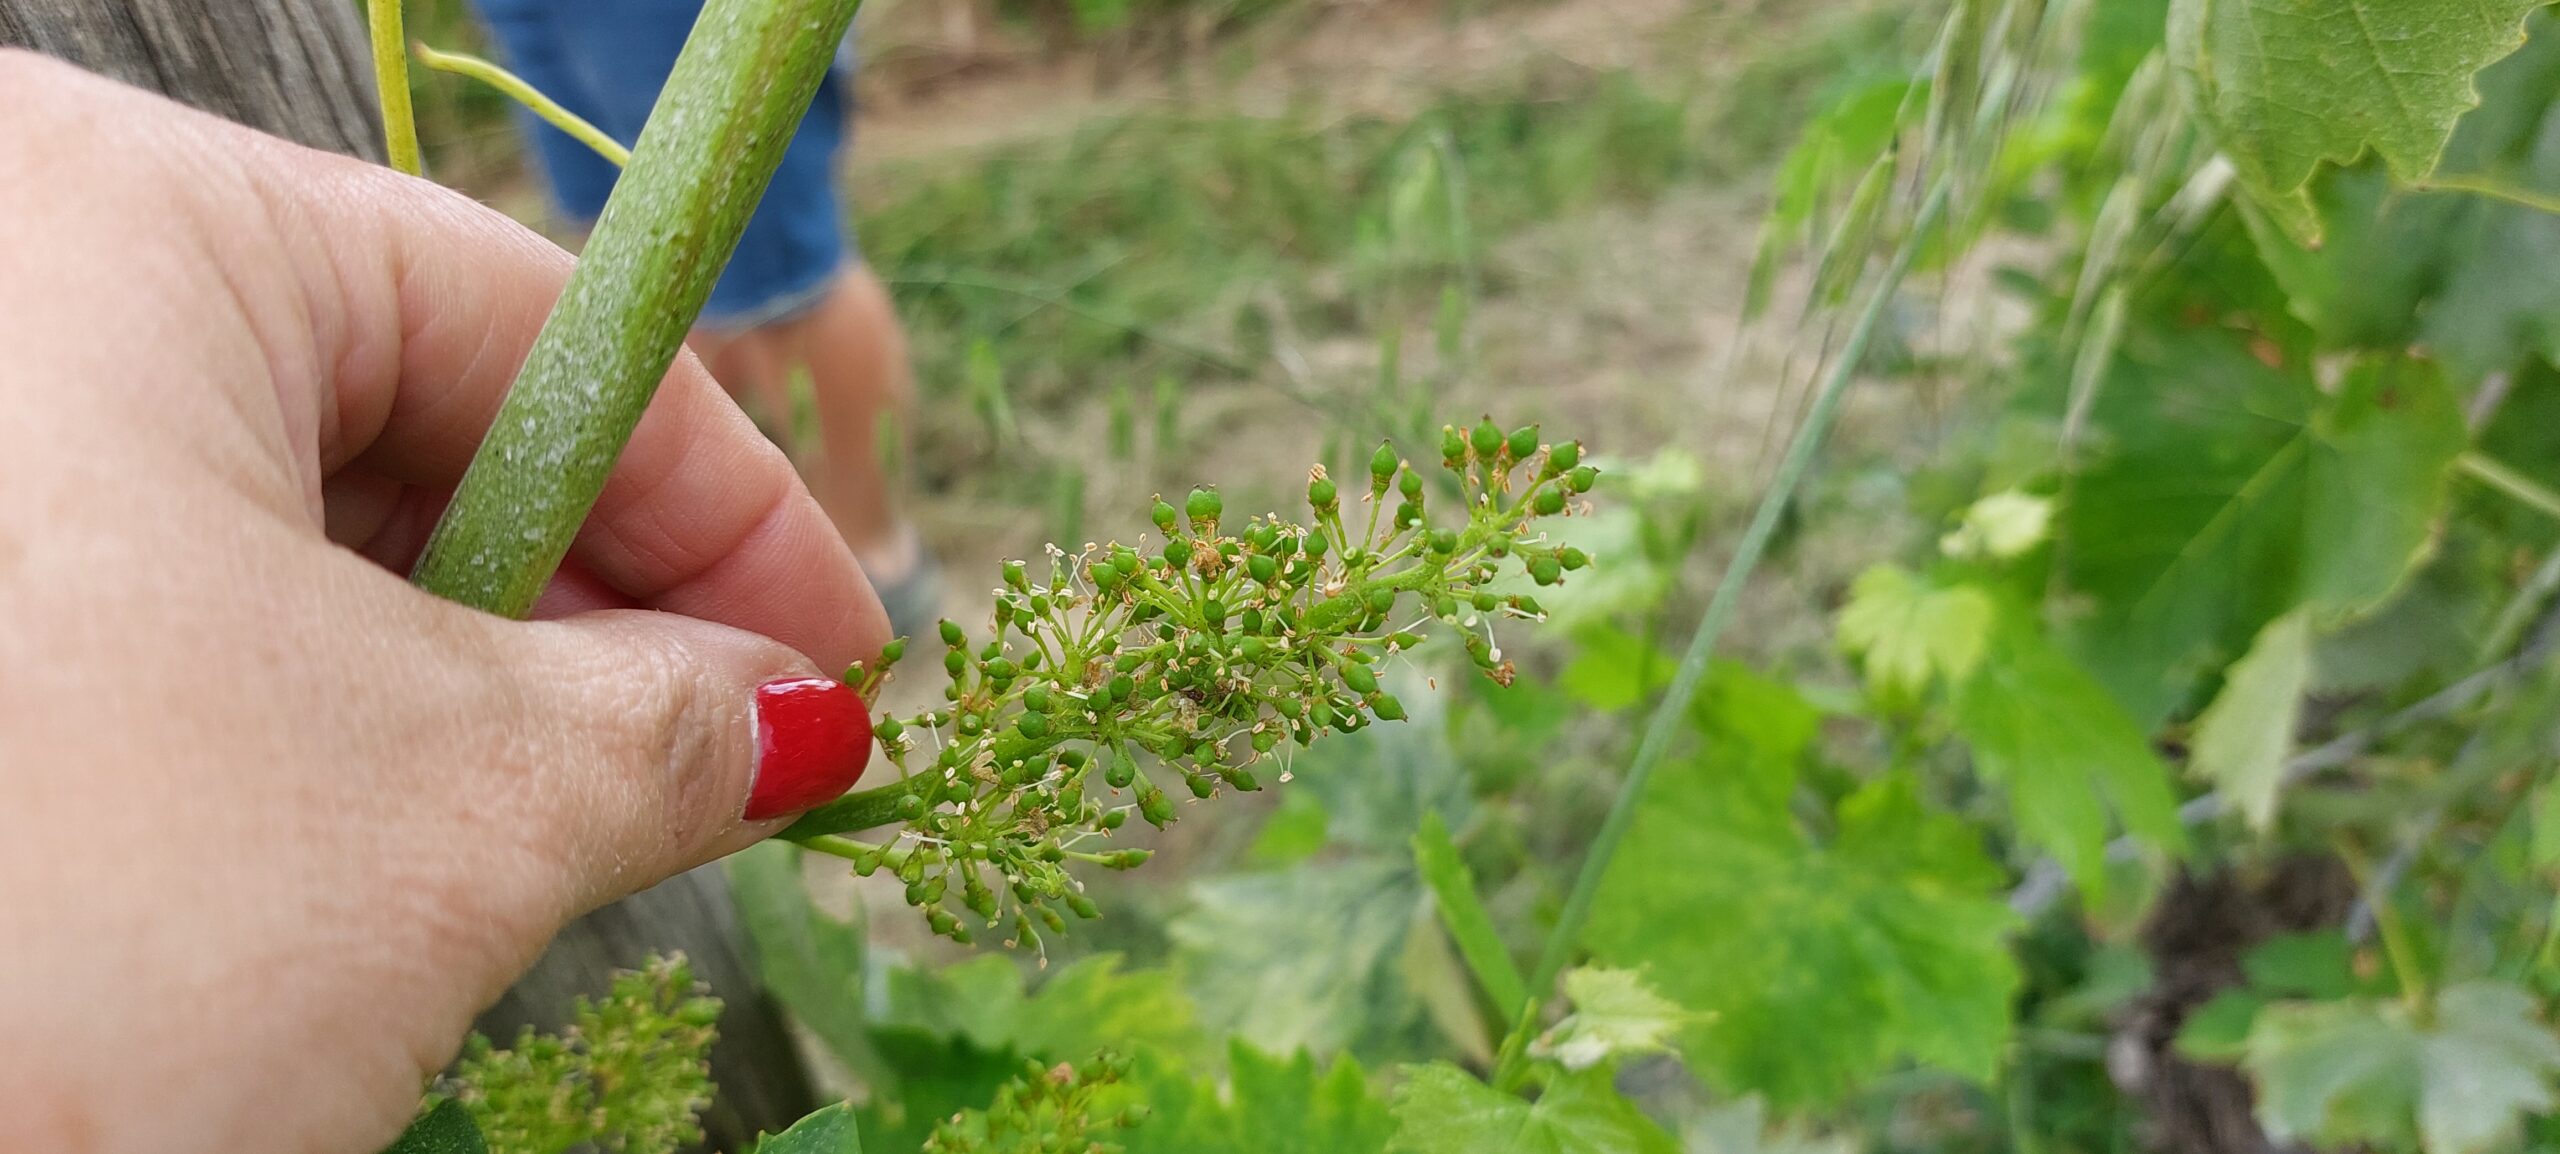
[0,51,887,1154]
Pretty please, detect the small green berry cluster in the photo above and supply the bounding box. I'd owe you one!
[921,1051,1144,1154]
[780,421,1595,946]
[442,954,721,1154]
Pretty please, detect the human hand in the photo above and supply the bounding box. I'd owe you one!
[0,52,886,1154]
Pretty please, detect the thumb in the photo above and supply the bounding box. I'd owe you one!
[490,608,874,914]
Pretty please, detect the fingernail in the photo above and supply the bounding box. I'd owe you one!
[744,677,874,820]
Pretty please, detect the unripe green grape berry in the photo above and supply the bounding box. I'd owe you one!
[1066,892,1101,919]
[1395,502,1422,528]
[1104,755,1135,789]
[1568,465,1598,493]
[1369,443,1399,490]
[1388,631,1423,650]
[940,619,965,647]
[1241,637,1269,662]
[1023,685,1052,713]
[1152,498,1178,533]
[1547,439,1581,473]
[1341,663,1378,693]
[1248,554,1278,584]
[1511,594,1546,616]
[1371,693,1407,721]
[1400,468,1423,499]
[1309,475,1338,511]
[1442,425,1469,466]
[1274,696,1304,719]
[986,657,1018,681]
[1112,547,1141,575]
[1532,488,1566,516]
[1252,728,1278,752]
[879,638,906,665]
[1508,425,1540,460]
[1367,586,1395,614]
[1428,529,1458,554]
[1435,595,1459,619]
[1226,765,1260,791]
[945,651,967,677]
[1003,559,1027,590]
[1305,532,1330,559]
[1241,607,1266,634]
[1202,598,1227,624]
[1186,486,1222,527]
[1164,538,1192,569]
[1530,556,1563,585]
[1187,774,1217,799]
[877,715,905,742]
[1100,809,1126,831]
[1470,417,1503,459]
[896,792,926,820]
[1093,564,1124,592]
[1472,592,1498,612]
[1561,546,1590,570]
[1109,673,1135,702]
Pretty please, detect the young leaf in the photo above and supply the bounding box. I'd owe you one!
[1413,810,1530,1019]
[2188,610,2313,830]
[880,953,1205,1065]
[2246,981,2560,1154]
[1835,566,1993,696]
[1953,613,2185,895]
[1532,968,1692,1072]
[383,1100,488,1154]
[754,1103,865,1154]
[1171,859,1427,1058]
[1589,666,2020,1107]
[1120,1043,1393,1154]
[1387,1063,1678,1154]
[2168,0,2542,241]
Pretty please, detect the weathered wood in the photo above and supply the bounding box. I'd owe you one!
[0,0,385,162]
[0,5,821,1147]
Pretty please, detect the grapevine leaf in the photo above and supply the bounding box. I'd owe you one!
[1172,858,1428,1058]
[2246,981,2560,1154]
[2168,0,2541,241]
[754,1103,865,1154]
[1589,664,2020,1107]
[1532,967,1692,1072]
[879,953,1205,1064]
[1836,565,1993,696]
[1939,490,2053,561]
[1557,625,1677,712]
[1386,1064,1678,1154]
[2188,610,2312,830]
[1953,611,2186,895]
[1119,1043,1393,1154]
[1412,811,1530,1019]
[2061,337,2464,725]
[383,1101,487,1154]
[1685,1096,1858,1154]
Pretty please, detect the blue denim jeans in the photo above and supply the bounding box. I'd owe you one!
[473,0,856,329]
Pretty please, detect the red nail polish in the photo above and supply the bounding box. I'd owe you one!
[745,677,873,820]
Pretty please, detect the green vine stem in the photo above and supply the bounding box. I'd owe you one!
[366,0,422,174]
[408,0,864,616]
[1505,178,1952,1074]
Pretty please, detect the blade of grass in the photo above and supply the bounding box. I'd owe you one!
[1517,177,1952,1036]
[1414,811,1530,1021]
[409,0,863,615]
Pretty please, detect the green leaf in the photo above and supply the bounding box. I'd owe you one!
[1589,665,2020,1107]
[1953,612,2186,895]
[2246,981,2560,1154]
[728,842,897,1092]
[1939,490,2053,561]
[2175,992,2264,1064]
[2061,341,2465,724]
[1556,625,1677,712]
[754,1103,865,1154]
[2168,0,2541,241]
[1835,566,1993,696]
[2244,931,2364,1000]
[383,1101,487,1154]
[1387,1064,1678,1154]
[1120,1043,1394,1154]
[1533,967,1692,1072]
[1412,811,1530,1020]
[2189,610,2313,830]
[880,953,1205,1064]
[1172,858,1429,1058]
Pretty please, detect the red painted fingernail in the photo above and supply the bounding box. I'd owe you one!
[744,677,873,820]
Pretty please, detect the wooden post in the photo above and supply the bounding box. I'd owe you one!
[0,5,822,1147]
